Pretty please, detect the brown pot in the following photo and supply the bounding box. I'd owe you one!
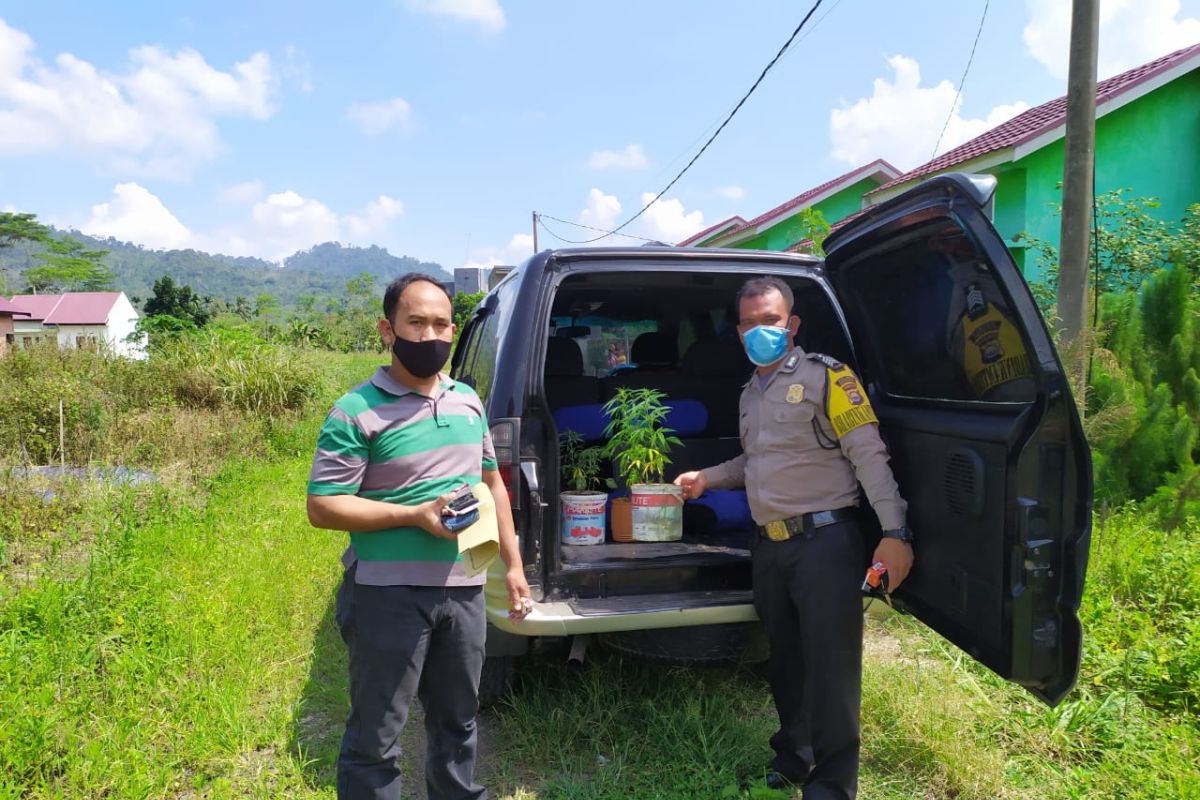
[610,496,633,542]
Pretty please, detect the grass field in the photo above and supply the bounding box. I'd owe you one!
[1,353,1197,799]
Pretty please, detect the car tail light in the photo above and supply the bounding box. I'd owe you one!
[490,418,519,509]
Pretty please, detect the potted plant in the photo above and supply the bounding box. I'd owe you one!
[559,430,613,546]
[601,387,684,542]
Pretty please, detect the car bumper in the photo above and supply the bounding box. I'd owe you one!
[484,597,760,636]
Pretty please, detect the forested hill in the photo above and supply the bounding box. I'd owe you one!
[3,231,449,308]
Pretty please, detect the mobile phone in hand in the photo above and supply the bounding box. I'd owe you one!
[444,484,480,515]
[442,484,480,532]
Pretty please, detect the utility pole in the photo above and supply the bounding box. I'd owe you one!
[532,211,539,254]
[1056,0,1099,350]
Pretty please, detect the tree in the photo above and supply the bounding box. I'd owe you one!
[334,273,380,352]
[0,212,52,293]
[453,291,485,330]
[0,212,50,249]
[143,276,212,327]
[790,208,832,256]
[24,236,113,292]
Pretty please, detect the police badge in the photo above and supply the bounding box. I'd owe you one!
[786,384,805,404]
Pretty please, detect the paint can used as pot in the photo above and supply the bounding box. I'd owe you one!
[561,491,607,545]
[631,483,683,542]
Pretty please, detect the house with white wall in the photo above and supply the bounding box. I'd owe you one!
[0,297,31,356]
[8,292,146,359]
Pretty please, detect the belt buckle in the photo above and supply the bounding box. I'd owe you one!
[765,520,790,541]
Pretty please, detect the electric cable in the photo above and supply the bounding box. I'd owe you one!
[651,0,849,184]
[535,214,660,245]
[931,0,990,159]
[548,0,827,244]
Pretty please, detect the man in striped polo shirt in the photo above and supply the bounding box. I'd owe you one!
[307,273,531,800]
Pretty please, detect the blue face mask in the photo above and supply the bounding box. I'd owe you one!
[742,325,791,366]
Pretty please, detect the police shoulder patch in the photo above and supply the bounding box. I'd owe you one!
[824,362,877,437]
[807,352,844,370]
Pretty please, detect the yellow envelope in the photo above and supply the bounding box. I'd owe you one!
[457,482,500,577]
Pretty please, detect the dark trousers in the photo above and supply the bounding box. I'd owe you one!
[335,568,488,800]
[753,519,865,800]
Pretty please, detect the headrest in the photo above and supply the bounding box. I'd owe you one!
[552,398,707,443]
[682,337,750,377]
[631,332,678,367]
[545,337,584,377]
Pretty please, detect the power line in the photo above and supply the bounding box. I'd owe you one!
[650,0,849,186]
[535,214,660,245]
[551,0,827,245]
[931,0,990,159]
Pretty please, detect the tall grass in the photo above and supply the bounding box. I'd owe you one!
[0,350,1195,798]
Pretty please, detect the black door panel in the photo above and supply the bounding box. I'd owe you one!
[878,405,1018,669]
[825,174,1092,706]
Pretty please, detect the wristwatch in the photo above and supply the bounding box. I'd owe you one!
[881,526,914,544]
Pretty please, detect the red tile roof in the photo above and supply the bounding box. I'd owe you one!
[9,294,64,322]
[705,159,900,246]
[871,42,1200,196]
[10,292,123,325]
[0,297,30,317]
[677,215,746,247]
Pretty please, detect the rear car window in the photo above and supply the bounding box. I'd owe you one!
[838,224,1037,404]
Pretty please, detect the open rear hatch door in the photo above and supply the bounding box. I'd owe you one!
[822,173,1093,705]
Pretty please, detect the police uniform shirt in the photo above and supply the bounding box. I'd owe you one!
[703,347,907,530]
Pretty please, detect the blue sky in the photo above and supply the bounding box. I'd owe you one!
[0,0,1197,270]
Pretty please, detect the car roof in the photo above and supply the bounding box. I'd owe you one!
[546,245,822,269]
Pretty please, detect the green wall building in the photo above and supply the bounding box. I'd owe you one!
[866,42,1200,282]
[678,159,899,250]
[683,43,1200,285]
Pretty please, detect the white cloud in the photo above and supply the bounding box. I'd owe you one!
[587,143,649,170]
[82,182,195,250]
[218,180,264,204]
[76,183,407,262]
[506,232,534,258]
[830,55,1029,171]
[1024,0,1200,81]
[346,97,412,136]
[636,193,704,244]
[246,190,342,260]
[283,44,313,93]
[405,0,506,32]
[579,188,622,239]
[0,18,278,178]
[716,185,745,200]
[460,232,535,270]
[345,195,405,238]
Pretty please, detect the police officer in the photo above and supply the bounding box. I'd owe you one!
[674,276,913,799]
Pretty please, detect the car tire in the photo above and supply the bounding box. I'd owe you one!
[478,654,514,709]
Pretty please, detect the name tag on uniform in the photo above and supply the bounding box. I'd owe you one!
[786,384,805,404]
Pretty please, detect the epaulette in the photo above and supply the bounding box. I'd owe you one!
[806,352,845,371]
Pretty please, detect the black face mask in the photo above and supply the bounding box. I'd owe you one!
[391,332,451,378]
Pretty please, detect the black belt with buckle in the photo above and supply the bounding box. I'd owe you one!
[759,507,857,541]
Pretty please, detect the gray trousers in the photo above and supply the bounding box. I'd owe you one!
[335,567,488,800]
[753,519,865,800]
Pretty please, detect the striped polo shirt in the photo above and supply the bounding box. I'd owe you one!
[307,366,497,586]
